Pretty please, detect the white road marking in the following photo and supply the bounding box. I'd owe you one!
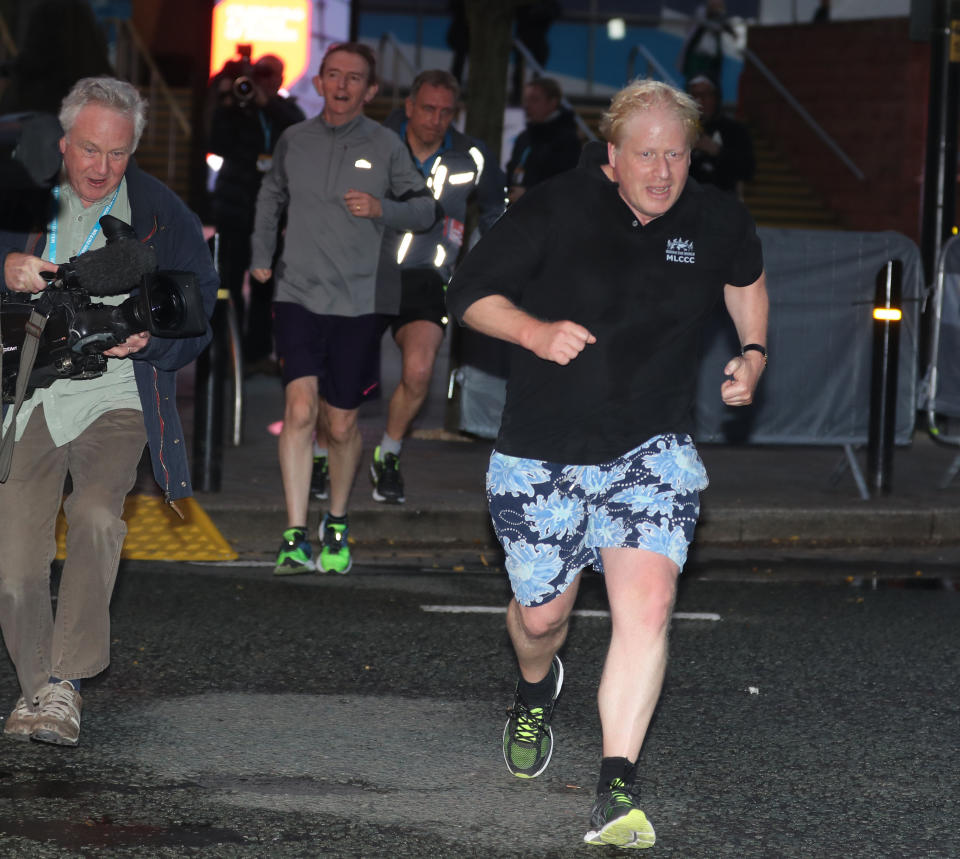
[420,605,721,621]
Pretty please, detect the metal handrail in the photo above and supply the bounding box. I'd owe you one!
[920,234,960,488]
[626,44,680,87]
[512,37,597,143]
[740,45,864,181]
[660,11,865,181]
[377,32,419,107]
[923,234,959,442]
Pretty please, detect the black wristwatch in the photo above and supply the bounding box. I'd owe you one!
[741,343,767,367]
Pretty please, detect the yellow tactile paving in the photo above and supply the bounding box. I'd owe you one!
[55,494,237,562]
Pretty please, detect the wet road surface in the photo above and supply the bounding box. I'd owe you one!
[0,554,957,857]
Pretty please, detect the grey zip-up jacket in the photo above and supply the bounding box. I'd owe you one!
[250,113,436,316]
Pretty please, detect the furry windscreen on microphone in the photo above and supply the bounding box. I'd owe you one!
[58,232,157,297]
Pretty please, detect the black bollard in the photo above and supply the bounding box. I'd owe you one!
[866,260,903,495]
[193,292,229,492]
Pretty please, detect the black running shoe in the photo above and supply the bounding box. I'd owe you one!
[583,777,655,849]
[311,455,329,500]
[502,655,564,778]
[370,445,405,503]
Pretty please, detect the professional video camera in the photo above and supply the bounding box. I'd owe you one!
[218,43,258,106]
[0,215,208,403]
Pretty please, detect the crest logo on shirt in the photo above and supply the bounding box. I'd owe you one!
[665,237,695,264]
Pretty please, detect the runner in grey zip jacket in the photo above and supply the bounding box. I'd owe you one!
[250,112,437,317]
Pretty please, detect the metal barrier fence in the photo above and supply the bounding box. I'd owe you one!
[919,233,960,487]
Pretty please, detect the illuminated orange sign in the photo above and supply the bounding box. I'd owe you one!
[210,0,312,88]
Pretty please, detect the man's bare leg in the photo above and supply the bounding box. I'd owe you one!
[507,574,581,684]
[384,320,444,441]
[278,376,319,528]
[323,401,362,518]
[583,546,678,849]
[597,547,678,761]
[502,574,582,778]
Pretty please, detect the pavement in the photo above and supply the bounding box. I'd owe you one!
[171,332,960,563]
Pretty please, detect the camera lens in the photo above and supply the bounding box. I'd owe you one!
[233,77,254,101]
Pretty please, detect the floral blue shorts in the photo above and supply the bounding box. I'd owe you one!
[486,434,709,607]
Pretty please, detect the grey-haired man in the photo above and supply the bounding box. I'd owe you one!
[0,77,218,746]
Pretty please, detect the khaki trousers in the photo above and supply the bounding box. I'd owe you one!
[0,407,146,702]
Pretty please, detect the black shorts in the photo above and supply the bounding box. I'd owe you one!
[273,302,388,409]
[390,268,449,338]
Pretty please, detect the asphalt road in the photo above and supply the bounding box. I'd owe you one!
[0,555,957,858]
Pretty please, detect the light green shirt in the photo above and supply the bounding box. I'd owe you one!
[5,178,141,444]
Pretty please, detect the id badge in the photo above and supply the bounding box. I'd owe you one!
[256,154,273,172]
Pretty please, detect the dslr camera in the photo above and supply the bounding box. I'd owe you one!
[219,43,257,107]
[0,215,208,403]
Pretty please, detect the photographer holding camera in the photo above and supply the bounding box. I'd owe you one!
[208,51,304,371]
[0,77,218,746]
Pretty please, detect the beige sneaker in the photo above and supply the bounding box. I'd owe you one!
[3,696,39,741]
[32,681,83,747]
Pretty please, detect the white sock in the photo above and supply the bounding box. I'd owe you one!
[380,433,402,457]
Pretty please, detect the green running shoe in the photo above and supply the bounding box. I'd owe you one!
[318,514,352,574]
[502,655,564,778]
[583,778,655,849]
[274,528,313,575]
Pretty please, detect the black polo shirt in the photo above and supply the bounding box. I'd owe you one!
[447,161,764,465]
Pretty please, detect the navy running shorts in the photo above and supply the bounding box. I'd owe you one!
[389,267,448,338]
[273,302,388,409]
[486,434,709,607]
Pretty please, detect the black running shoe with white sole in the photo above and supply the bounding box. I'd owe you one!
[502,655,564,778]
[583,777,655,849]
[370,445,405,503]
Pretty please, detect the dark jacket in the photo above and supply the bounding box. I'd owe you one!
[382,108,504,280]
[690,113,755,194]
[209,95,305,230]
[0,161,219,501]
[506,108,582,190]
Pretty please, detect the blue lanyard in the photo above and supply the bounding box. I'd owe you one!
[47,183,121,263]
[259,110,271,152]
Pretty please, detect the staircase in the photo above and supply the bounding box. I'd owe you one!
[742,123,842,230]
[133,86,192,202]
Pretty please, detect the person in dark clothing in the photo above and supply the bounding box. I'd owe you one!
[446,0,470,85]
[0,0,113,115]
[447,78,767,850]
[505,77,581,204]
[362,69,504,505]
[208,54,305,369]
[679,0,736,88]
[812,1,831,23]
[688,74,754,199]
[511,0,561,105]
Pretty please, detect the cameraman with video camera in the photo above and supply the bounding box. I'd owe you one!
[209,51,304,371]
[0,77,218,747]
